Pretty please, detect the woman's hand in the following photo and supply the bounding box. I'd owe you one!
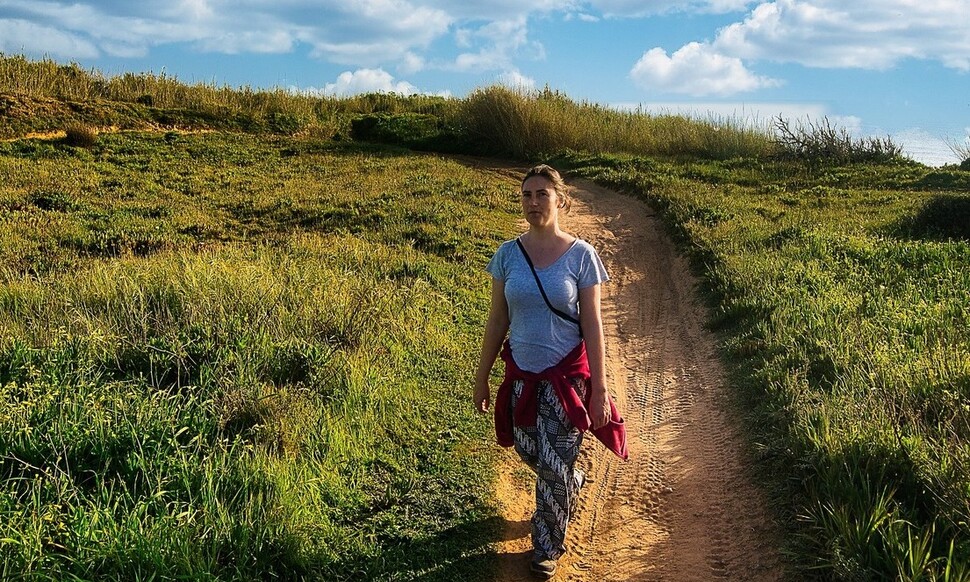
[588,387,611,430]
[474,379,491,413]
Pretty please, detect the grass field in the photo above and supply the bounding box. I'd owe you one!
[0,131,521,579]
[555,151,970,580]
[4,52,970,580]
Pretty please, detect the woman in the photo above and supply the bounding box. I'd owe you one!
[474,164,626,579]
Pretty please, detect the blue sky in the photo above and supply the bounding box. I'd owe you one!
[2,0,968,165]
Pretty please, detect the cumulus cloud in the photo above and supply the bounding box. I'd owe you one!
[713,0,970,71]
[294,68,452,97]
[497,70,537,89]
[12,0,590,75]
[0,0,452,66]
[449,17,543,72]
[423,0,574,20]
[626,1,970,97]
[8,0,970,98]
[311,68,420,96]
[0,18,100,59]
[588,0,756,17]
[630,42,782,95]
[399,51,426,74]
[0,0,567,74]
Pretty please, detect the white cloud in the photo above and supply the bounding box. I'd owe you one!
[564,11,601,21]
[0,0,453,67]
[713,0,970,71]
[198,29,296,55]
[175,0,214,20]
[497,70,537,89]
[447,16,542,72]
[399,51,426,74]
[588,0,756,17]
[423,0,574,20]
[627,1,970,98]
[315,68,420,96]
[0,18,100,59]
[0,1,569,75]
[630,42,782,95]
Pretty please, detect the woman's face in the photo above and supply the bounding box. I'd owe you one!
[521,175,560,227]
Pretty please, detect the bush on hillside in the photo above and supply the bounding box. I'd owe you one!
[774,116,904,164]
[62,122,97,147]
[944,137,970,170]
[350,113,470,152]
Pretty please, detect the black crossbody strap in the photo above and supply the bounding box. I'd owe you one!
[516,238,583,336]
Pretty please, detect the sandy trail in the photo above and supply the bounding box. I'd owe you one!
[489,177,786,581]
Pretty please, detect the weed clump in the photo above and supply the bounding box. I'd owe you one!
[62,122,97,147]
[773,116,903,164]
[945,137,970,170]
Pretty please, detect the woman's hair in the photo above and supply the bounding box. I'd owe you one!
[522,164,572,214]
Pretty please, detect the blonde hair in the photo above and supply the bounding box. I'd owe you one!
[522,164,572,214]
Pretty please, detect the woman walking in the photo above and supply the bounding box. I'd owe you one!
[474,164,627,579]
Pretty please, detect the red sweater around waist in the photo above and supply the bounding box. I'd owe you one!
[494,340,628,460]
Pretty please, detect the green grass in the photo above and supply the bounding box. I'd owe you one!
[0,131,521,579]
[1,53,780,162]
[556,151,970,580]
[6,51,969,580]
[0,53,460,141]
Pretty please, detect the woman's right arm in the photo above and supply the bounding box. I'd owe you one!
[474,277,509,413]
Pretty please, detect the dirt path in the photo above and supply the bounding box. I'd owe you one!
[491,178,786,581]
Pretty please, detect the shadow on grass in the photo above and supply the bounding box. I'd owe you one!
[891,193,970,241]
[332,515,534,581]
[404,517,534,582]
[326,514,505,581]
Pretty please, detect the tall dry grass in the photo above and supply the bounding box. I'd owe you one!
[2,54,775,160]
[460,85,776,160]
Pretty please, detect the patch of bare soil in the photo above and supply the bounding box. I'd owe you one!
[492,177,787,581]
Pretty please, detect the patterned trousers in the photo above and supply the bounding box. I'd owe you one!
[510,378,586,561]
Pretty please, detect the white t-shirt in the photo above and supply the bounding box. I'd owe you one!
[486,237,609,372]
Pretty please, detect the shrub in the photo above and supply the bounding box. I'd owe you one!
[945,136,970,170]
[350,113,453,149]
[62,122,97,147]
[773,116,904,164]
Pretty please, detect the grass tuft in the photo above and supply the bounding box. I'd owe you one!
[62,122,97,147]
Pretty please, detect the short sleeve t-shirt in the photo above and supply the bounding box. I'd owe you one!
[486,237,609,373]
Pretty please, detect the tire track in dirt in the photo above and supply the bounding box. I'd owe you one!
[491,177,786,581]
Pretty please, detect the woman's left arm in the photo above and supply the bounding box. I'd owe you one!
[579,283,611,429]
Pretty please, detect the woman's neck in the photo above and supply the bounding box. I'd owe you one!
[526,223,564,242]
